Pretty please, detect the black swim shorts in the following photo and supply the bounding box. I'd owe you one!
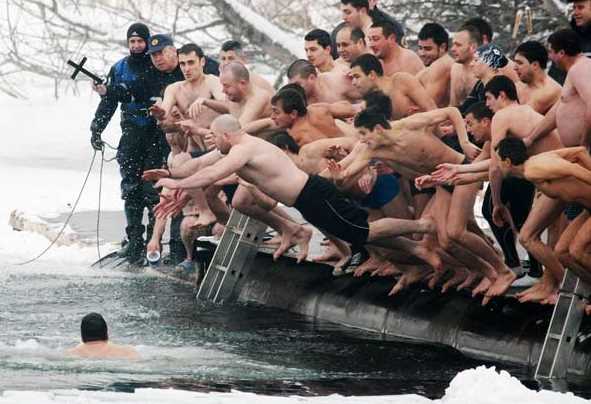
[294,175,369,248]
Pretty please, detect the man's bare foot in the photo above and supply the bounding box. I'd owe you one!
[442,268,469,293]
[414,246,443,271]
[353,255,381,277]
[518,281,559,303]
[427,269,447,289]
[457,271,480,291]
[540,293,559,305]
[483,270,517,304]
[263,234,282,246]
[273,225,312,263]
[388,266,427,296]
[313,241,345,265]
[371,260,402,277]
[472,277,492,297]
[515,280,545,299]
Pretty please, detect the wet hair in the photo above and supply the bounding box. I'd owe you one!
[221,40,243,53]
[370,20,398,40]
[222,61,250,81]
[484,75,519,101]
[548,29,581,56]
[495,137,528,165]
[463,17,493,43]
[287,59,317,79]
[271,89,307,117]
[514,41,548,69]
[340,0,369,11]
[363,90,392,120]
[177,43,204,58]
[81,313,108,343]
[456,24,483,46]
[351,28,366,44]
[354,108,391,130]
[269,131,301,154]
[350,53,384,76]
[305,29,332,49]
[278,83,307,103]
[418,23,449,49]
[465,102,493,121]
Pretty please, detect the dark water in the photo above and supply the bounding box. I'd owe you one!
[0,262,588,399]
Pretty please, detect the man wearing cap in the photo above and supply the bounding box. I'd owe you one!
[90,23,169,266]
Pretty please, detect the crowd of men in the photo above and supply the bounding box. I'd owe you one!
[90,0,591,306]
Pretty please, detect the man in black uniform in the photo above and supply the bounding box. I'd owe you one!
[90,23,169,265]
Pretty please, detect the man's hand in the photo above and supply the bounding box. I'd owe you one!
[432,163,460,183]
[90,131,104,151]
[142,168,170,182]
[324,145,349,161]
[177,119,197,137]
[203,130,216,150]
[170,106,184,121]
[327,159,344,180]
[149,104,167,120]
[214,174,239,187]
[92,83,107,96]
[460,141,482,161]
[154,190,190,219]
[492,204,513,228]
[358,169,377,195]
[155,178,180,189]
[414,175,438,190]
[188,97,207,120]
[522,135,534,148]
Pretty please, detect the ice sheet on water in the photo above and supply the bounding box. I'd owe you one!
[0,367,588,404]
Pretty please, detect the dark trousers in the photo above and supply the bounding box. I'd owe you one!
[116,123,169,244]
[481,178,542,276]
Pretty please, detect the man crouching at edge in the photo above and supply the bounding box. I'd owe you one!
[66,313,139,360]
[146,114,436,273]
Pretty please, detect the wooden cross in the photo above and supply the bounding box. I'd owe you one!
[67,57,104,85]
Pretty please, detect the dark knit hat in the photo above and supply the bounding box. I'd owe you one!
[475,44,508,69]
[127,22,150,42]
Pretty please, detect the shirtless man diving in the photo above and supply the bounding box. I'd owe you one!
[153,114,436,270]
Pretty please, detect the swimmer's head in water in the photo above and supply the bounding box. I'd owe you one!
[495,137,528,174]
[81,313,108,343]
[354,108,391,149]
[350,54,382,95]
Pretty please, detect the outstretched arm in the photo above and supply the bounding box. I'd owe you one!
[157,146,249,190]
[527,155,591,186]
[553,146,591,170]
[241,118,277,135]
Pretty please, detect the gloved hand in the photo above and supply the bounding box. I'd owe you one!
[90,130,104,151]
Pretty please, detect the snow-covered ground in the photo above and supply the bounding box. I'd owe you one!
[0,366,587,403]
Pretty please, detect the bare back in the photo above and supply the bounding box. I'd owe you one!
[290,106,344,146]
[374,124,465,178]
[417,54,454,107]
[233,134,309,205]
[383,48,425,76]
[67,342,139,360]
[493,104,563,155]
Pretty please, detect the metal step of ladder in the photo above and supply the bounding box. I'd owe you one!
[535,268,590,380]
[196,209,267,303]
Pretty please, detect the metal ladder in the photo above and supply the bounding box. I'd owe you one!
[535,268,590,379]
[196,209,267,303]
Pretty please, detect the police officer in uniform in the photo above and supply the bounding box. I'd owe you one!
[90,23,169,265]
